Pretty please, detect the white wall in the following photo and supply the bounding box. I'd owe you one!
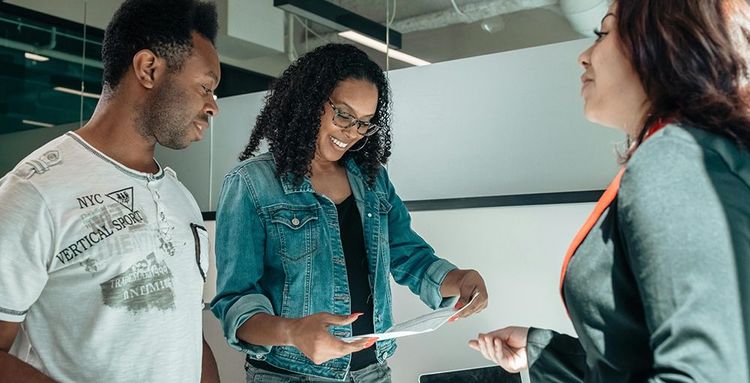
[388,203,582,382]
[155,132,214,211]
[387,39,621,200]
[202,202,588,382]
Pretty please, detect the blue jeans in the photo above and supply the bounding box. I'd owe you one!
[245,361,392,383]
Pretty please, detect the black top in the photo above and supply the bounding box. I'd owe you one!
[336,194,377,370]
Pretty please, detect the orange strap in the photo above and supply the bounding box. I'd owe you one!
[559,120,669,309]
[558,167,624,304]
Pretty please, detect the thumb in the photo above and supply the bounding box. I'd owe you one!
[325,312,363,326]
[468,339,480,351]
[454,291,474,309]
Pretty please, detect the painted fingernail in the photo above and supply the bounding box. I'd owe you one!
[454,302,465,309]
[449,315,459,322]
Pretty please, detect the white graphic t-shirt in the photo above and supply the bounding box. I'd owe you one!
[0,132,209,382]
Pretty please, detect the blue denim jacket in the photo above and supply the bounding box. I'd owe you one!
[210,152,457,380]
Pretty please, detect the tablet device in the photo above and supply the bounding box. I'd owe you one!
[418,366,521,383]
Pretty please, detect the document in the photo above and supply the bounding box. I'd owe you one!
[342,293,479,343]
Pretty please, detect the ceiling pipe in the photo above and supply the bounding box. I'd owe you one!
[0,37,103,69]
[385,0,608,38]
[391,0,557,34]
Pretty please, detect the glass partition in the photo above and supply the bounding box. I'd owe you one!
[0,1,99,174]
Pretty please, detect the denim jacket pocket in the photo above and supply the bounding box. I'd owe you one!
[269,204,320,261]
[376,193,392,215]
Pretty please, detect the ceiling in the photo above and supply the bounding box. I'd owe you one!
[262,0,585,72]
[0,0,589,135]
[3,0,586,73]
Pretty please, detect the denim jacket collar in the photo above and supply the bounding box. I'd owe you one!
[279,173,313,194]
[278,156,367,195]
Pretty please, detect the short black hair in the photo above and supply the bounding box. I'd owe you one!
[102,0,218,90]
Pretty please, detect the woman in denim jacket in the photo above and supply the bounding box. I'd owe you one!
[211,43,488,382]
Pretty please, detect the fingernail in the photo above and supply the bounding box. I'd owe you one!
[454,302,465,309]
[351,312,363,317]
[449,315,459,322]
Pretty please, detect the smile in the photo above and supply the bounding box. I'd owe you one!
[330,136,349,149]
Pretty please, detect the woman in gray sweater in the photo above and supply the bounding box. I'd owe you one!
[470,1,750,382]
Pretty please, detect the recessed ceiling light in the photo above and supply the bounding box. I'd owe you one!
[275,0,402,48]
[24,52,50,62]
[338,31,430,67]
[22,119,55,128]
[53,86,101,99]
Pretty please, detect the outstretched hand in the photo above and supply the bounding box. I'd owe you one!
[468,326,529,373]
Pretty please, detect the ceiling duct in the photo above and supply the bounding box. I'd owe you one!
[392,0,557,34]
[381,0,608,38]
[560,0,609,36]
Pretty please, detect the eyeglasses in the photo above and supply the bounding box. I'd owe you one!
[327,99,381,137]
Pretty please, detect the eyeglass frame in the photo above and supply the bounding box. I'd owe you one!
[327,98,381,137]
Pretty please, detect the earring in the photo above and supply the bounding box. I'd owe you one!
[348,137,369,152]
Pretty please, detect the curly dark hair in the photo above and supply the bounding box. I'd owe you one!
[616,0,750,158]
[239,43,392,186]
[102,0,218,90]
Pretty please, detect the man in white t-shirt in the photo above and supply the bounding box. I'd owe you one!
[0,0,222,381]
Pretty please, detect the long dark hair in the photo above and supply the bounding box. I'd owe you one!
[616,0,750,157]
[239,43,392,186]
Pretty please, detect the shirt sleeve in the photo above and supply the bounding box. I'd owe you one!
[526,327,586,383]
[0,174,53,322]
[209,170,274,356]
[617,132,749,382]
[379,168,457,310]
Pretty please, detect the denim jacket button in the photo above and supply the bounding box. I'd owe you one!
[291,217,300,226]
[367,213,372,218]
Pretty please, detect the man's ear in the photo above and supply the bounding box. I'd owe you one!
[132,49,165,90]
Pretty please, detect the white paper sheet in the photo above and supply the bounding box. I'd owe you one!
[342,293,479,343]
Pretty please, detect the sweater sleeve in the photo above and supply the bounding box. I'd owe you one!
[526,327,586,382]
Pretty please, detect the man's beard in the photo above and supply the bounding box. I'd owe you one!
[136,78,195,150]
